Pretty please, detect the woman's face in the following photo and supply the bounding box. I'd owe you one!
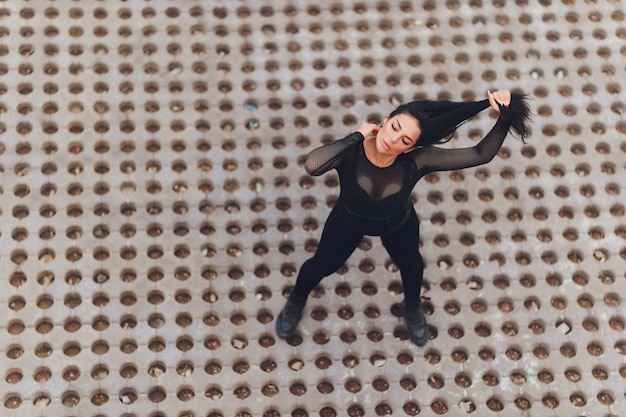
[375,113,421,155]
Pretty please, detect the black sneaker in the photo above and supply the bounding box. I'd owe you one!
[275,296,305,339]
[404,303,429,346]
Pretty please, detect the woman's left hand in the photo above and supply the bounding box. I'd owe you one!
[357,122,379,138]
[487,90,511,113]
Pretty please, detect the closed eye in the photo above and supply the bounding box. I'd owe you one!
[394,121,413,145]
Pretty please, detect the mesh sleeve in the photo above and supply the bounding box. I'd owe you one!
[304,132,364,176]
[412,118,511,173]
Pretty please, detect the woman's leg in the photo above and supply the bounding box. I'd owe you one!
[276,207,363,338]
[291,208,364,299]
[380,209,424,305]
[381,209,429,346]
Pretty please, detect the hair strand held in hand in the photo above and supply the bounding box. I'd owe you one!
[389,91,532,146]
[499,92,532,142]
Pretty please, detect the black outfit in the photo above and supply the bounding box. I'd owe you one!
[292,118,512,305]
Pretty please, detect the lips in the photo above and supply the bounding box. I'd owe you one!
[382,140,391,151]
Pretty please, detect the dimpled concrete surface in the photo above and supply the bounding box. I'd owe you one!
[0,1,625,416]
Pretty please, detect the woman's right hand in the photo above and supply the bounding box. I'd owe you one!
[357,122,379,138]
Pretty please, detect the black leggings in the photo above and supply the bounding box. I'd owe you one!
[292,206,424,305]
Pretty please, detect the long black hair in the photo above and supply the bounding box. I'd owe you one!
[390,92,532,146]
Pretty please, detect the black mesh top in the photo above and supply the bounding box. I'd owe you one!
[304,118,512,236]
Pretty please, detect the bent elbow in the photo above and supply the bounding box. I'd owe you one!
[304,159,317,176]
[485,152,498,163]
[475,141,505,164]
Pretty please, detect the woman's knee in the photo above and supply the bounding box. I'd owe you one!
[303,252,344,277]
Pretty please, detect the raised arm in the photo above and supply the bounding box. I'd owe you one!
[412,91,531,174]
[413,118,511,173]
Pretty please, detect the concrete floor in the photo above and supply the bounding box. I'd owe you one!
[1,1,625,416]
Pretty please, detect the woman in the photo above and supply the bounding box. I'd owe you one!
[276,90,531,346]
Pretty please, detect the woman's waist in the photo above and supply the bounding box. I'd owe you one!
[339,198,411,223]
